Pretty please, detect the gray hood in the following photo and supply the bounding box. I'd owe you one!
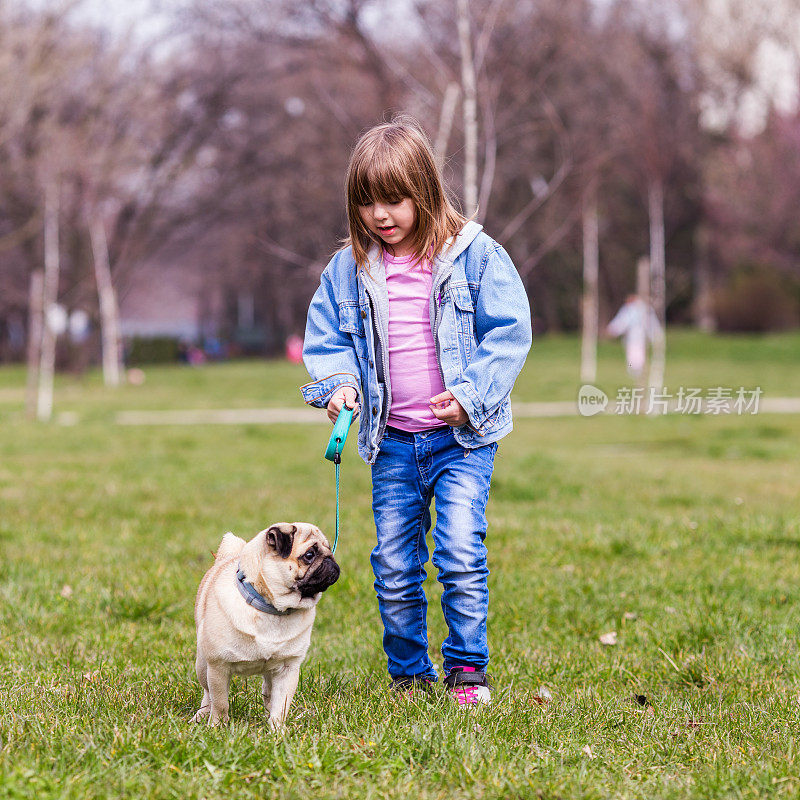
[362,219,483,280]
[431,220,483,286]
[360,218,484,315]
[440,219,484,262]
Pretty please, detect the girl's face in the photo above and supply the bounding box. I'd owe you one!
[358,197,417,258]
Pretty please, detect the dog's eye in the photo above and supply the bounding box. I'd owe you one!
[302,549,316,564]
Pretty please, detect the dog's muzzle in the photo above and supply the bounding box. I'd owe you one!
[298,556,340,598]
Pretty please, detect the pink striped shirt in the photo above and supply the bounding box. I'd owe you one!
[384,251,447,432]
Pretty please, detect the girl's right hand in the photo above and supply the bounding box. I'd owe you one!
[327,386,360,424]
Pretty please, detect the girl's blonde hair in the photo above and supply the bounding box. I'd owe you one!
[344,117,467,269]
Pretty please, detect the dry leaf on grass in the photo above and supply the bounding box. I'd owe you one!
[670,717,705,737]
[533,686,552,705]
[582,744,595,759]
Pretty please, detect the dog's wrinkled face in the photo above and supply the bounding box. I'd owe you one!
[265,522,340,598]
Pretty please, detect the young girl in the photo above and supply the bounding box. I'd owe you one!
[301,118,531,706]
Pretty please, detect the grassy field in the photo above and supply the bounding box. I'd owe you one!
[1,331,799,798]
[1,329,799,418]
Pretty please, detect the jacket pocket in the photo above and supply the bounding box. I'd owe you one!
[451,285,474,312]
[450,285,476,360]
[338,302,365,337]
[338,301,370,380]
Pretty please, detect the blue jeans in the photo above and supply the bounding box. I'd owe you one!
[370,425,497,680]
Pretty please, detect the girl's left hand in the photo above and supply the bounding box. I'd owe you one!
[429,391,469,427]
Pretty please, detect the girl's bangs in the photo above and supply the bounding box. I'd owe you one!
[343,117,466,268]
[351,150,414,206]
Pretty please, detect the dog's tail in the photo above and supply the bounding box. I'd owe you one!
[214,532,247,562]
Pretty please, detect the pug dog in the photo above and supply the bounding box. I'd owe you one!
[191,522,340,729]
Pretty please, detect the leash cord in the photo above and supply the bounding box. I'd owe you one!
[325,403,353,555]
[332,449,341,554]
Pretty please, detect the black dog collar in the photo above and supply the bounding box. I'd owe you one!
[235,564,295,616]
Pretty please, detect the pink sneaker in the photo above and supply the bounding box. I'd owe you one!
[444,666,492,707]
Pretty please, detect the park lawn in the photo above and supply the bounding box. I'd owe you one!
[1,330,799,420]
[1,343,800,798]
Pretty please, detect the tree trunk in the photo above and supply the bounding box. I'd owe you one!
[647,176,666,398]
[580,186,599,384]
[434,82,460,169]
[636,256,650,307]
[89,215,124,386]
[693,223,716,332]
[477,93,496,224]
[37,182,60,422]
[633,256,651,393]
[457,0,478,216]
[25,269,44,420]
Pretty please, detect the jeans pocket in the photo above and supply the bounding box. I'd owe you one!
[465,443,497,513]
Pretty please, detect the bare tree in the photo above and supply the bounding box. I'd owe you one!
[434,82,460,167]
[37,182,60,421]
[89,216,123,385]
[3,0,775,367]
[580,182,599,382]
[24,270,43,419]
[457,0,479,216]
[647,177,666,393]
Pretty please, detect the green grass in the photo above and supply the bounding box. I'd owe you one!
[1,331,800,798]
[2,330,799,421]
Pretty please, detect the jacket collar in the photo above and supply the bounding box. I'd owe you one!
[360,220,483,295]
[365,220,483,283]
[235,563,295,616]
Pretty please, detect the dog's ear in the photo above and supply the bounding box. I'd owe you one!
[266,524,296,559]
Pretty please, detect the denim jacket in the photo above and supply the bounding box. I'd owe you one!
[301,221,532,465]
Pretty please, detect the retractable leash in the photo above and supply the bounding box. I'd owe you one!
[323,403,354,554]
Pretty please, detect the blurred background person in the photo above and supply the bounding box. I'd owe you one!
[606,294,662,379]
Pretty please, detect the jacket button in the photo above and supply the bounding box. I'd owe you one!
[361,310,367,319]
[372,406,378,416]
[369,360,374,368]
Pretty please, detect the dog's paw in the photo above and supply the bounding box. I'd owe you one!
[189,706,210,724]
[267,715,286,733]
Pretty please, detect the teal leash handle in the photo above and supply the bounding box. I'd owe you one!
[324,404,354,554]
[324,402,354,462]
